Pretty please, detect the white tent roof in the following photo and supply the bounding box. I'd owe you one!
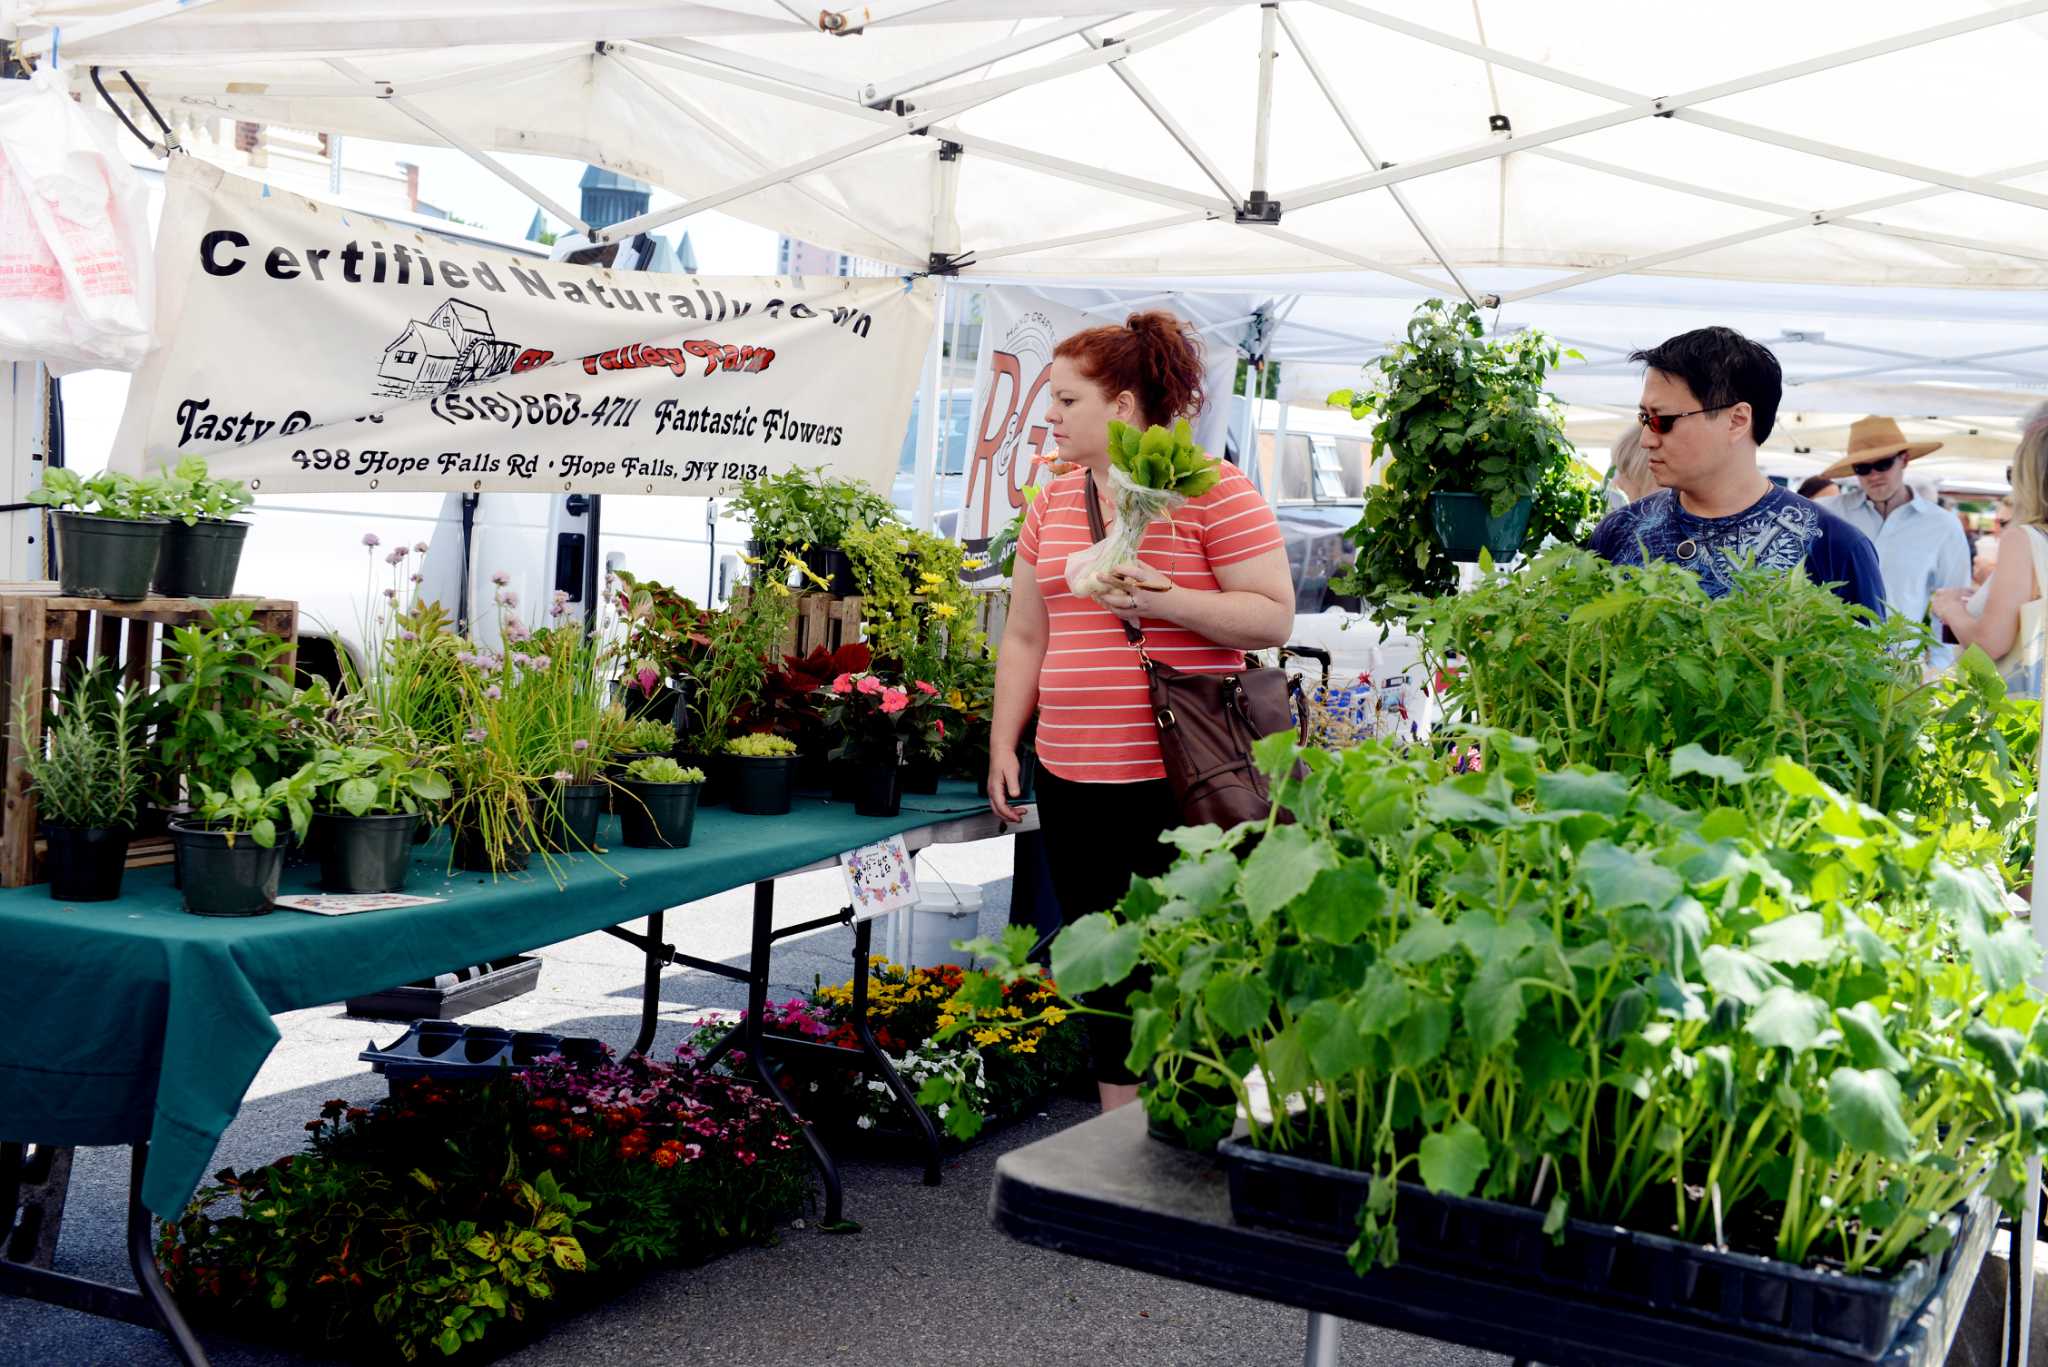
[12,0,2048,294]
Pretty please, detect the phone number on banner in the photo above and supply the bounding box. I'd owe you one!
[430,392,639,429]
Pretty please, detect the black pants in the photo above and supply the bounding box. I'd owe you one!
[1034,766,1179,1084]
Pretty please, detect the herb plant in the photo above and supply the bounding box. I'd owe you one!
[312,744,452,817]
[28,467,168,521]
[724,733,796,758]
[12,663,145,830]
[943,732,2048,1279]
[192,765,317,848]
[617,718,679,755]
[728,465,895,555]
[1330,299,1600,615]
[626,757,701,784]
[159,456,255,525]
[152,601,305,801]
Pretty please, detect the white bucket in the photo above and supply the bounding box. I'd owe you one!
[903,886,984,968]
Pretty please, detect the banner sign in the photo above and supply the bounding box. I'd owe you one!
[113,159,934,496]
[957,288,1238,576]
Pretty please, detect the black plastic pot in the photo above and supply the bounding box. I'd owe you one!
[1216,1138,1955,1360]
[728,754,796,815]
[153,517,250,597]
[320,812,420,892]
[618,780,700,849]
[43,824,130,902]
[53,512,167,601]
[538,782,604,852]
[802,544,860,595]
[902,755,942,795]
[677,751,729,807]
[604,751,651,815]
[851,761,904,818]
[169,820,284,916]
[1428,491,1534,564]
[452,822,529,874]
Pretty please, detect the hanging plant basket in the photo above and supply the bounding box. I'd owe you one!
[1428,491,1535,564]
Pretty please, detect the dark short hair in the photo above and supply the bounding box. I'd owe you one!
[1630,327,1783,445]
[1796,475,1837,500]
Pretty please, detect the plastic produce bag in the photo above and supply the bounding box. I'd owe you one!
[1065,464,1189,598]
[0,68,155,373]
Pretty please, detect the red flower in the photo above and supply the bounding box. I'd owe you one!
[856,674,882,695]
[530,1122,557,1141]
[651,1147,679,1169]
[304,1120,326,1132]
[546,1143,570,1159]
[831,673,855,694]
[914,680,938,696]
[936,719,945,738]
[570,1123,595,1141]
[346,1107,370,1123]
[880,688,909,715]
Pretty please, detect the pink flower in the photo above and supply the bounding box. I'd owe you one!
[398,629,417,642]
[855,675,882,696]
[414,541,430,554]
[385,547,408,566]
[831,673,854,695]
[936,718,945,737]
[410,573,424,584]
[553,770,574,783]
[636,663,659,695]
[880,688,908,715]
[504,619,531,643]
[914,680,937,696]
[483,685,503,701]
[466,728,488,742]
[361,532,381,548]
[382,587,397,600]
[573,739,590,753]
[491,570,511,586]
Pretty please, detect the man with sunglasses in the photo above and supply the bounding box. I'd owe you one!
[1811,416,1970,664]
[1590,327,1884,616]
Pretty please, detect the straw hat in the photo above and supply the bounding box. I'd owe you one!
[1818,416,1943,479]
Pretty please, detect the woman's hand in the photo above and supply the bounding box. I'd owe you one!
[988,748,1026,824]
[1930,586,1972,626]
[1093,561,1174,625]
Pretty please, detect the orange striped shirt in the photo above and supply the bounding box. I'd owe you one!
[1017,462,1285,783]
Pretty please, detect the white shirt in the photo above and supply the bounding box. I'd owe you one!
[1817,485,1972,663]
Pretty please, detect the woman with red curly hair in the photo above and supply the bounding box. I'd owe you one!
[987,310,1293,1111]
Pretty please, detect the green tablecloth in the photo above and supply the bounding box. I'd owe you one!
[0,784,991,1218]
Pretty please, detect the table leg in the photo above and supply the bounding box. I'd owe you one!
[632,910,665,1058]
[1303,1310,1341,1367]
[848,917,943,1187]
[2008,1155,2039,1367]
[127,1146,211,1367]
[733,879,846,1226]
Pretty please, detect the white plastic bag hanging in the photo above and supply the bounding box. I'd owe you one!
[0,68,156,373]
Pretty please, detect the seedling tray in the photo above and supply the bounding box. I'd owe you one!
[343,956,541,1020]
[361,1019,607,1084]
[1218,1138,1960,1360]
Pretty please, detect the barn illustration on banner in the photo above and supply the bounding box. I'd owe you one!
[376,299,523,399]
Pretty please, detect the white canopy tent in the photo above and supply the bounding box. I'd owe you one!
[7,0,2048,501]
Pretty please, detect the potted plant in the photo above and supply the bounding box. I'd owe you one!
[171,764,316,916]
[617,757,705,849]
[820,671,916,817]
[611,572,707,724]
[311,743,451,892]
[153,456,256,597]
[28,467,170,601]
[747,641,872,789]
[12,663,145,902]
[1329,299,1601,613]
[676,580,797,806]
[605,715,676,814]
[730,466,896,595]
[724,732,798,815]
[150,600,305,807]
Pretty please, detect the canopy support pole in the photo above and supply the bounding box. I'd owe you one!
[1246,4,1278,222]
[1081,27,1242,207]
[324,58,590,236]
[1275,5,1480,308]
[1788,343,2048,388]
[914,278,949,533]
[866,14,1130,108]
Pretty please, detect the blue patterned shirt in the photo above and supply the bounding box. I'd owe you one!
[1589,487,1886,617]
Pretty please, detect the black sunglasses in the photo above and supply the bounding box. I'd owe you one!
[1636,404,1733,434]
[1850,453,1903,477]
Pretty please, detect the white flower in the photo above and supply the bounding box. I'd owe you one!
[855,1115,874,1130]
[937,1103,951,1120]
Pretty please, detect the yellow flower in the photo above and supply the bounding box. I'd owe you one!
[1041,1007,1068,1026]
[972,1029,1002,1047]
[962,557,988,571]
[742,554,764,566]
[937,1013,955,1029]
[931,603,957,618]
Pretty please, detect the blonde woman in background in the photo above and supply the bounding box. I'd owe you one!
[1603,423,1656,510]
[1932,400,2048,698]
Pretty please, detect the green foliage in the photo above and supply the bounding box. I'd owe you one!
[616,718,678,754]
[151,601,305,801]
[1406,548,1940,815]
[12,661,145,830]
[727,464,895,554]
[723,732,797,757]
[678,585,796,755]
[1329,299,1600,616]
[192,765,316,848]
[626,756,701,784]
[158,456,255,525]
[938,733,2048,1280]
[28,467,167,520]
[984,484,1042,580]
[312,744,452,817]
[1107,419,1221,498]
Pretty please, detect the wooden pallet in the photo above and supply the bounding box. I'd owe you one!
[784,592,866,658]
[0,584,298,889]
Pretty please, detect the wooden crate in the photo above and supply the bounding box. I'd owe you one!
[784,592,866,659]
[0,584,299,889]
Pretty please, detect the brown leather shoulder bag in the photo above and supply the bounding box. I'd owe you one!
[1082,469,1304,828]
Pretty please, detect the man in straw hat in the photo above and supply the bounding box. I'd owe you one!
[1814,416,1971,664]
[1591,327,1885,615]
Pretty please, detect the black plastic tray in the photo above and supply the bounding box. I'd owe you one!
[344,956,542,1020]
[360,1019,607,1084]
[1218,1137,1955,1360]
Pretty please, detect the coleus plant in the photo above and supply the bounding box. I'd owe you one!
[946,730,2048,1279]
